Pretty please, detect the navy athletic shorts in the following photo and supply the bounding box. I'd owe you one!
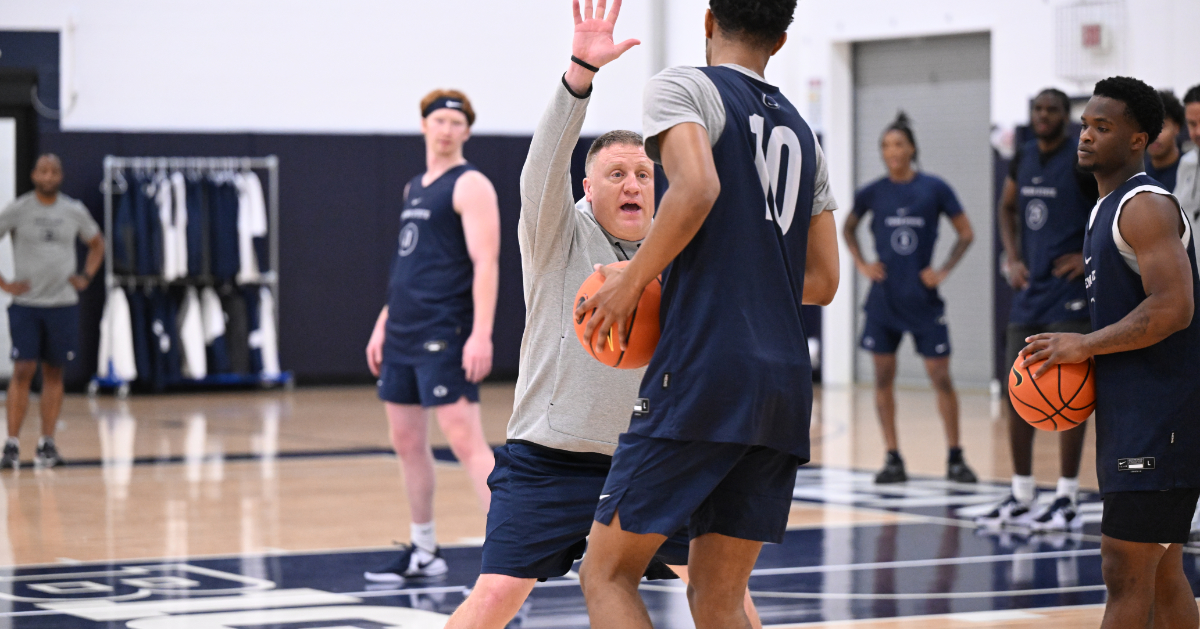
[377,360,479,407]
[8,304,79,366]
[595,433,800,544]
[860,313,951,357]
[481,441,690,580]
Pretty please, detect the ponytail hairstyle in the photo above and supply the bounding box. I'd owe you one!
[882,111,919,166]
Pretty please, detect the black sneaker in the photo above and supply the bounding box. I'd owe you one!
[875,452,907,484]
[363,544,448,582]
[947,460,978,483]
[0,443,17,470]
[35,440,63,468]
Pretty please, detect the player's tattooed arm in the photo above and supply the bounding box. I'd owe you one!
[1021,192,1192,377]
[922,213,974,288]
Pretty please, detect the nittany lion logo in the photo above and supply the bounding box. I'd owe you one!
[1026,199,1049,231]
[399,223,419,256]
[890,227,918,256]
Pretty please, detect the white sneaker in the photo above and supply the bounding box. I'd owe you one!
[1029,497,1081,532]
[364,545,448,581]
[975,494,1035,527]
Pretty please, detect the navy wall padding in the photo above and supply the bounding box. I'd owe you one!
[36,130,632,387]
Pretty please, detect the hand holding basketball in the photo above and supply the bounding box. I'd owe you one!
[1019,332,1092,378]
[574,262,647,355]
[572,0,640,70]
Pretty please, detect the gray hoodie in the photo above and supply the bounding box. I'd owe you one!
[508,80,646,455]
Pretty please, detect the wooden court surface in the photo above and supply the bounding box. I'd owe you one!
[0,382,1127,627]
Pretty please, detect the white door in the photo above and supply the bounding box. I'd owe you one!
[0,118,17,378]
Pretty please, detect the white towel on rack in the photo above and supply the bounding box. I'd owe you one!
[258,287,280,377]
[235,171,268,283]
[170,172,189,279]
[98,288,137,382]
[154,176,178,279]
[177,286,207,379]
[199,286,226,343]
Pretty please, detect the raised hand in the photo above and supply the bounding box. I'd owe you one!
[572,0,640,70]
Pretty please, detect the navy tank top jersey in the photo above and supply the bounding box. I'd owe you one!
[1083,173,1200,493]
[1010,139,1090,325]
[853,173,962,330]
[630,66,818,461]
[385,163,476,363]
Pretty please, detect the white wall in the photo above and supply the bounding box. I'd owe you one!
[1,0,657,135]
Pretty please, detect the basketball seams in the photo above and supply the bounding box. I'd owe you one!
[1012,360,1093,431]
[1023,364,1064,430]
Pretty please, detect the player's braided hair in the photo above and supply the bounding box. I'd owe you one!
[709,0,798,48]
[1159,90,1184,127]
[1093,76,1164,144]
[882,111,919,164]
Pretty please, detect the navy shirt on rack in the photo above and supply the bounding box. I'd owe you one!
[210,177,241,281]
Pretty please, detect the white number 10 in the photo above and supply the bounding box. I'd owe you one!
[750,114,803,235]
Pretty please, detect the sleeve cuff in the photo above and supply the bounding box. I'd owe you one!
[562,73,593,100]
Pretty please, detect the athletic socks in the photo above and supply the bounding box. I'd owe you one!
[948,447,964,464]
[5,437,17,448]
[411,521,437,554]
[37,436,53,449]
[1056,477,1080,505]
[1012,475,1037,505]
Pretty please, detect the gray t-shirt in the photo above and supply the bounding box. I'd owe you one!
[0,192,100,307]
[642,64,838,216]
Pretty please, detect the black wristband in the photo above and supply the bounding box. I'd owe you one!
[561,73,593,100]
[571,55,600,73]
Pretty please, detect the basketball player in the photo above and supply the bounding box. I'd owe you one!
[575,1,840,626]
[1021,77,1200,629]
[1145,90,1184,191]
[1180,85,1200,544]
[979,89,1099,530]
[843,112,977,485]
[444,2,759,626]
[363,89,500,580]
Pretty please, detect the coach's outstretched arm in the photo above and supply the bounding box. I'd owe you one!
[1021,192,1194,377]
[518,0,639,273]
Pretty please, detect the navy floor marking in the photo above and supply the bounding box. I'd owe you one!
[18,446,483,470]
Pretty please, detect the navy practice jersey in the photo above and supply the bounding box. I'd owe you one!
[385,164,476,363]
[853,173,962,330]
[1083,173,1200,493]
[631,66,818,461]
[1010,139,1092,325]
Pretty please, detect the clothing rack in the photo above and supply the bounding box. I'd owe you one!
[92,155,290,397]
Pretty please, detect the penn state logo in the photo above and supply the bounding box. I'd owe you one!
[1066,299,1086,312]
[399,223,419,256]
[424,340,447,353]
[1026,199,1049,231]
[433,385,449,398]
[890,226,918,256]
[762,94,780,109]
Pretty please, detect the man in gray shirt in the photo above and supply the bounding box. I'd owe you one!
[0,154,103,469]
[444,2,760,627]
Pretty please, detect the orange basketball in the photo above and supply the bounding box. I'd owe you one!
[1008,356,1095,431]
[573,261,661,369]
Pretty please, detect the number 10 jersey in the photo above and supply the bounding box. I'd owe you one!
[630,65,823,462]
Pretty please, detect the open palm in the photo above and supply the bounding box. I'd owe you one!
[573,0,640,68]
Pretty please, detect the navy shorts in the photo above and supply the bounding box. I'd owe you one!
[481,441,690,580]
[1102,489,1200,544]
[861,314,950,357]
[377,360,479,407]
[8,304,79,366]
[595,433,800,545]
